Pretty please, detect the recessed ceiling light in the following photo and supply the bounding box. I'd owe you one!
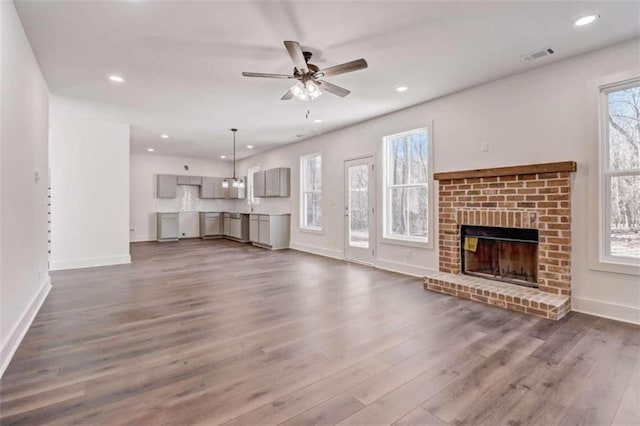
[396,86,408,92]
[109,75,125,83]
[147,148,154,152]
[314,119,323,123]
[220,155,226,159]
[247,145,254,149]
[573,14,599,26]
[160,134,169,139]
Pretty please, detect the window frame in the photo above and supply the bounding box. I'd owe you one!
[599,78,640,268]
[300,153,323,233]
[247,166,261,206]
[382,126,433,248]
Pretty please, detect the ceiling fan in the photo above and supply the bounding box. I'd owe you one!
[242,41,368,101]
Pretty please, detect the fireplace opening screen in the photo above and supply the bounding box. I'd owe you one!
[461,225,539,288]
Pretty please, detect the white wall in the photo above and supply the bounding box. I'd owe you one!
[50,101,130,270]
[130,153,233,241]
[238,38,640,324]
[0,1,51,376]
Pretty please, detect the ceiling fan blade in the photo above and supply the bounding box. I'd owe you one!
[283,40,308,74]
[281,89,294,100]
[317,80,351,97]
[314,59,368,78]
[242,72,295,79]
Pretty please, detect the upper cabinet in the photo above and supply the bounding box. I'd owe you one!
[157,174,249,199]
[227,177,247,199]
[157,174,177,198]
[265,167,290,197]
[177,175,202,186]
[254,170,266,198]
[253,168,290,198]
[200,177,227,199]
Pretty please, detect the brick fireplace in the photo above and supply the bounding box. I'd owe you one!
[424,161,577,320]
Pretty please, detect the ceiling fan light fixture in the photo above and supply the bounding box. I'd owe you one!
[306,81,322,99]
[290,82,309,100]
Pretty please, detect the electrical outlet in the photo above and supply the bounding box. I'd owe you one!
[481,141,489,152]
[405,248,412,258]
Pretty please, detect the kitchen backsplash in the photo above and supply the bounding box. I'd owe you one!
[157,185,236,212]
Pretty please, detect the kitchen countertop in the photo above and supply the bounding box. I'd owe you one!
[161,211,291,215]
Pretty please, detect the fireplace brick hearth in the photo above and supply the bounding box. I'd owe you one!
[424,161,577,320]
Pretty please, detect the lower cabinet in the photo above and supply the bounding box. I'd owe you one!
[157,212,179,242]
[249,214,290,249]
[249,217,259,242]
[199,212,222,238]
[258,218,270,245]
[223,213,230,236]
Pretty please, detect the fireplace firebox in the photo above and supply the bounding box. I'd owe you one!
[461,225,539,288]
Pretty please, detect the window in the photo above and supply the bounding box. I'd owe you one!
[600,79,640,263]
[383,128,430,243]
[301,153,322,230]
[247,166,260,205]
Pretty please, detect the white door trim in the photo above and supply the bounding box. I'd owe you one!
[344,155,376,265]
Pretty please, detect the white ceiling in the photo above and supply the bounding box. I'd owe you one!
[15,1,640,160]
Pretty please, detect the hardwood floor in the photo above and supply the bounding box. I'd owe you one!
[1,239,638,425]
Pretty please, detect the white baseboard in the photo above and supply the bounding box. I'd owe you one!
[49,254,131,271]
[1,276,51,378]
[290,243,435,279]
[572,296,640,325]
[130,236,154,243]
[290,242,344,260]
[374,258,437,278]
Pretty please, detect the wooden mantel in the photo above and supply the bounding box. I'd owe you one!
[433,161,577,181]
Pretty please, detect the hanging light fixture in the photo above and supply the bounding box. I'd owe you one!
[222,128,244,189]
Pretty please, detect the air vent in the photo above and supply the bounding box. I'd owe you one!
[522,48,555,62]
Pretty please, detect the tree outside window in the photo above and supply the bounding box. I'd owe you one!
[603,81,640,260]
[384,129,429,242]
[301,154,322,230]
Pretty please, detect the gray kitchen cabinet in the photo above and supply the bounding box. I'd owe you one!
[223,213,230,236]
[157,212,179,241]
[252,214,290,249]
[249,214,259,242]
[200,177,227,199]
[253,171,266,198]
[262,168,290,197]
[258,217,270,246]
[200,177,215,199]
[199,212,221,238]
[157,174,177,198]
[227,177,247,199]
[230,217,241,239]
[177,175,202,185]
[225,213,249,242]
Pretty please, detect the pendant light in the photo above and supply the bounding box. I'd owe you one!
[222,128,244,189]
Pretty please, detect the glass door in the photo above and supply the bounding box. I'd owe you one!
[344,156,375,264]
